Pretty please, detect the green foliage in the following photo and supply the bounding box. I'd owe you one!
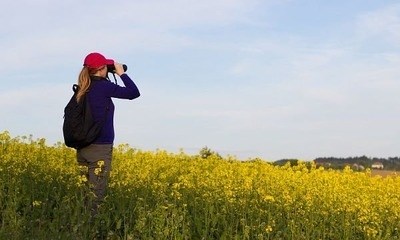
[199,146,222,159]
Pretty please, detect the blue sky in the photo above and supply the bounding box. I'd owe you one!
[1,0,400,160]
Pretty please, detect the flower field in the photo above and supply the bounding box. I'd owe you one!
[1,131,400,239]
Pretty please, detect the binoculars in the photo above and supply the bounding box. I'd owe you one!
[107,64,128,73]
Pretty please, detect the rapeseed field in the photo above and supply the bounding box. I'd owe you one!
[1,131,399,239]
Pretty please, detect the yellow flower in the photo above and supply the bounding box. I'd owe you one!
[97,160,105,168]
[263,195,275,202]
[77,174,88,186]
[78,165,88,173]
[32,200,42,207]
[94,167,102,175]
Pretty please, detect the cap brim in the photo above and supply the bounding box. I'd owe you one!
[106,59,114,65]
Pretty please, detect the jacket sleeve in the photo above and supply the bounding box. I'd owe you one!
[106,74,140,100]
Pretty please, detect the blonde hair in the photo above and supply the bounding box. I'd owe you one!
[76,66,105,102]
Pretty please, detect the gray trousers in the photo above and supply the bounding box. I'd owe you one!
[77,144,113,215]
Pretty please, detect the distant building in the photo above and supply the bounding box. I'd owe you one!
[371,162,384,169]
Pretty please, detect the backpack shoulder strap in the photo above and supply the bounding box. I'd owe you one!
[73,84,79,93]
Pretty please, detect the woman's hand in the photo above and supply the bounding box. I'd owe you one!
[114,62,125,76]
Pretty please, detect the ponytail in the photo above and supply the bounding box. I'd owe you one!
[76,65,106,102]
[76,67,91,103]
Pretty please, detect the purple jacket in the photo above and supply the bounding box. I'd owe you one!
[87,74,140,144]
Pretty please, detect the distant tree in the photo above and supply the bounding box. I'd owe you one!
[199,146,222,159]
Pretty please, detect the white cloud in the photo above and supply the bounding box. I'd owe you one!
[356,3,400,43]
[114,0,261,28]
[0,0,269,73]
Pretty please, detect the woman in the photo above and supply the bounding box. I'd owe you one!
[76,52,140,215]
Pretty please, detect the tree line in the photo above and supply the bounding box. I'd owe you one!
[274,156,400,171]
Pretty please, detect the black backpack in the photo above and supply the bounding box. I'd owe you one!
[63,84,103,149]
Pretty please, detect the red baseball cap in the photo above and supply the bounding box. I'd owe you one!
[83,52,114,69]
